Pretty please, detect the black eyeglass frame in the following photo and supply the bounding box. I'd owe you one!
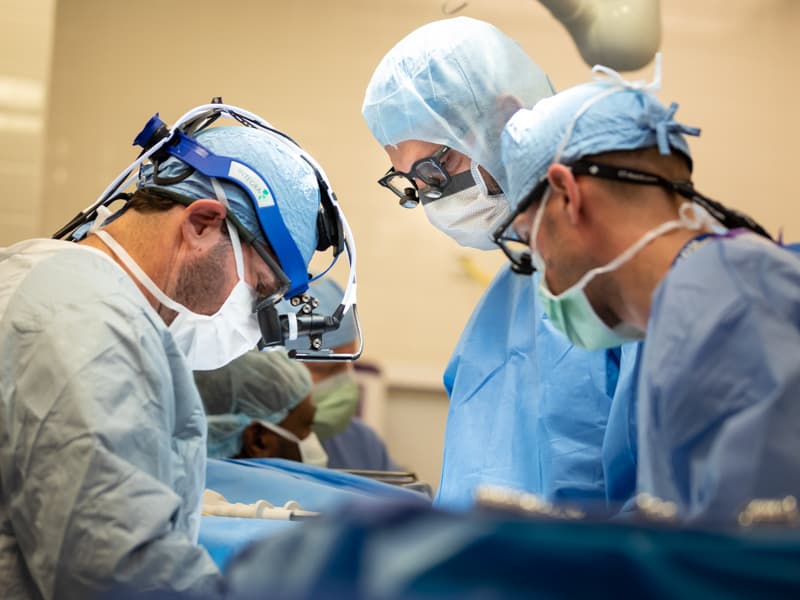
[569,159,772,239]
[492,158,772,276]
[491,177,549,275]
[377,145,451,208]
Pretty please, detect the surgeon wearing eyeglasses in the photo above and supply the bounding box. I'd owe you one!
[499,63,798,523]
[0,106,349,598]
[363,17,641,511]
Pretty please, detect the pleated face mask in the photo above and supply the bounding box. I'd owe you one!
[423,163,511,250]
[95,222,262,371]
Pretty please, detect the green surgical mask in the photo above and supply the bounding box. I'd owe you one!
[536,279,643,351]
[310,371,360,440]
[530,189,713,351]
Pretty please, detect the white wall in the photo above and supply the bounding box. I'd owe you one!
[0,0,55,244]
[4,0,800,488]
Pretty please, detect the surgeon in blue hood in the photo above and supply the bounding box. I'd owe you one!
[362,17,641,511]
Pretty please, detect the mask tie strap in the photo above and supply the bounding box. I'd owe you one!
[88,205,114,235]
[653,102,702,155]
[591,52,662,93]
[93,229,189,314]
[210,177,246,281]
[565,199,713,295]
[567,218,685,294]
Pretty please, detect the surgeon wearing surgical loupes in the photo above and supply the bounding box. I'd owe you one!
[500,59,797,523]
[362,17,641,511]
[0,102,358,598]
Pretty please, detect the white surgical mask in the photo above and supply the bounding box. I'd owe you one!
[94,225,262,371]
[531,191,715,350]
[257,419,329,467]
[423,162,511,250]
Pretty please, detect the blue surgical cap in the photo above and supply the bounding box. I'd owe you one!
[502,70,701,210]
[284,278,356,351]
[362,16,554,192]
[139,126,320,266]
[194,349,312,458]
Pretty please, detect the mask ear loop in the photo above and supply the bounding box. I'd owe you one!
[547,200,711,301]
[470,161,489,197]
[255,419,301,444]
[528,185,552,272]
[210,178,246,283]
[93,229,189,314]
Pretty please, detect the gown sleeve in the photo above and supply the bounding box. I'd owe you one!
[0,260,223,598]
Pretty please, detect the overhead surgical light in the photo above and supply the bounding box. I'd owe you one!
[538,0,661,71]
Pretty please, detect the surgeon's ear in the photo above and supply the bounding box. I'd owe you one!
[237,422,281,459]
[547,164,583,226]
[180,199,227,248]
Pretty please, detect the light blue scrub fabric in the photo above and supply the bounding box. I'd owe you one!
[437,264,640,510]
[200,458,429,568]
[0,240,222,598]
[637,234,800,523]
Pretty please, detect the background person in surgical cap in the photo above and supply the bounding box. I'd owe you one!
[194,350,327,466]
[502,63,799,523]
[362,16,640,510]
[286,279,400,471]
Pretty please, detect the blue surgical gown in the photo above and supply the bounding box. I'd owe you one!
[637,234,800,522]
[437,263,640,510]
[0,240,222,598]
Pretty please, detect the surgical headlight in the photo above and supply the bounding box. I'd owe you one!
[53,99,362,362]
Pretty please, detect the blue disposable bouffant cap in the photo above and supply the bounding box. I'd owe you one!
[362,16,554,193]
[195,349,312,458]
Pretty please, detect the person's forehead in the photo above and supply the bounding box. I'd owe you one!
[384,140,441,169]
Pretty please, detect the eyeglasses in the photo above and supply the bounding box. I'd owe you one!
[492,158,774,274]
[491,177,550,275]
[569,159,772,239]
[377,146,451,208]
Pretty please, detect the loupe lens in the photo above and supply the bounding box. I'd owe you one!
[422,186,443,200]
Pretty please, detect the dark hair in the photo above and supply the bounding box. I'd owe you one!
[126,188,182,213]
[126,187,230,237]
